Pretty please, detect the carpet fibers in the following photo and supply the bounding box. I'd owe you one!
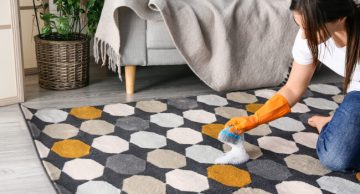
[21,83,359,194]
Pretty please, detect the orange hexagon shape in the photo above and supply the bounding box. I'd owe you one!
[70,106,102,120]
[207,165,251,187]
[201,124,225,139]
[51,139,91,158]
[246,103,264,113]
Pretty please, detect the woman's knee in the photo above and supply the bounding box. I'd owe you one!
[317,151,352,172]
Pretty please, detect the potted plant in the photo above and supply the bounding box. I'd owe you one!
[32,0,104,90]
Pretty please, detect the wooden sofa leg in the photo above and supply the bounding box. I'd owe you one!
[125,65,136,94]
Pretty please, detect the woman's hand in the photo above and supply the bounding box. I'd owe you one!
[225,116,258,134]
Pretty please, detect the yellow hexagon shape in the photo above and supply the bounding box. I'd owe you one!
[51,139,91,158]
[207,165,251,187]
[70,106,102,120]
[201,124,225,139]
[246,103,264,113]
[357,173,360,182]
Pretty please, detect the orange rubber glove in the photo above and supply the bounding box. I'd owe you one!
[225,93,291,134]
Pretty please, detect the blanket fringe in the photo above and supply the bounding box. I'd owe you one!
[94,37,123,81]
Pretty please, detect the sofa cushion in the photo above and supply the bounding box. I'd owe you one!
[147,20,177,49]
[147,49,186,66]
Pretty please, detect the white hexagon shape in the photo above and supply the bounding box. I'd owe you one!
[183,110,217,124]
[304,97,339,110]
[255,89,277,99]
[21,105,33,120]
[292,132,318,149]
[276,181,323,194]
[150,113,184,128]
[185,145,223,164]
[245,124,272,136]
[214,107,248,119]
[147,149,186,169]
[167,127,203,144]
[284,154,331,176]
[308,84,341,95]
[103,103,135,117]
[316,176,360,194]
[226,92,258,104]
[166,169,209,192]
[332,95,344,104]
[43,123,79,139]
[34,140,50,158]
[42,161,61,181]
[197,94,228,106]
[291,103,311,113]
[269,117,305,132]
[35,108,68,123]
[92,135,129,154]
[258,136,299,154]
[80,120,115,135]
[63,158,104,180]
[234,188,271,194]
[123,175,166,194]
[136,100,167,113]
[130,131,167,149]
[76,181,121,194]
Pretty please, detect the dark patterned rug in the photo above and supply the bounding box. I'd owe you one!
[21,83,360,194]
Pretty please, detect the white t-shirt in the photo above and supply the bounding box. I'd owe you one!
[292,30,360,93]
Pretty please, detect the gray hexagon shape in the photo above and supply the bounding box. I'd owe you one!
[116,116,149,131]
[168,98,198,110]
[106,154,146,175]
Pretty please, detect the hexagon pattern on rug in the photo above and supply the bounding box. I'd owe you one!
[276,181,323,194]
[80,120,114,135]
[226,92,258,103]
[106,154,146,175]
[136,100,167,113]
[258,136,299,154]
[122,176,166,194]
[183,110,217,124]
[42,161,61,181]
[284,154,331,176]
[91,135,129,154]
[103,103,135,116]
[269,117,305,132]
[185,145,224,164]
[51,139,90,158]
[63,159,104,180]
[215,107,248,119]
[166,169,209,192]
[76,181,121,194]
[116,116,149,131]
[197,94,228,106]
[23,83,358,194]
[150,113,184,128]
[147,149,186,169]
[167,127,203,144]
[35,108,68,123]
[207,165,251,187]
[130,131,167,149]
[43,124,79,139]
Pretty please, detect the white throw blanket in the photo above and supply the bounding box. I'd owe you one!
[94,0,298,91]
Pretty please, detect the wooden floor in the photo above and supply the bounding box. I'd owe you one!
[0,62,343,194]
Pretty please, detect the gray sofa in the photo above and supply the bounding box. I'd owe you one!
[118,8,186,94]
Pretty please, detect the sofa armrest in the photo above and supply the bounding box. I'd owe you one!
[118,7,147,66]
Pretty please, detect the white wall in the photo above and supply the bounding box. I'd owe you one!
[0,0,24,106]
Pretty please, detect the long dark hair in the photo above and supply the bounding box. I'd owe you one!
[290,0,360,94]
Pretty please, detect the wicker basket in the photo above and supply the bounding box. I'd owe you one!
[34,35,90,90]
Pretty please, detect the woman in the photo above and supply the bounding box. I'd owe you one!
[220,0,360,172]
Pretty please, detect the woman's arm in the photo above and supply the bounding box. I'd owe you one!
[278,61,317,106]
[223,61,317,135]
